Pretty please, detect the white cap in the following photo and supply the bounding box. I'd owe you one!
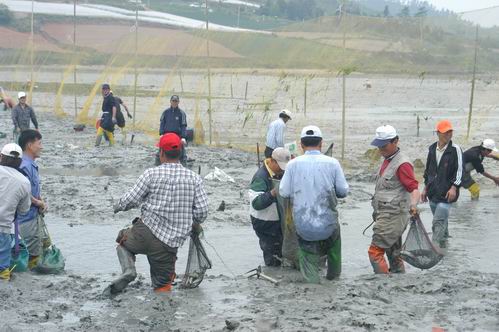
[271,147,291,170]
[18,91,26,99]
[279,109,292,120]
[371,125,398,147]
[481,139,498,152]
[1,143,23,158]
[300,125,323,139]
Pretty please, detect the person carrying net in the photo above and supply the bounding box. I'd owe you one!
[368,125,420,274]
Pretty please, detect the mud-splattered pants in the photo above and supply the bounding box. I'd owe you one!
[297,228,341,283]
[251,219,282,267]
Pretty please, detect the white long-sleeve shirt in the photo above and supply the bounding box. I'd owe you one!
[266,118,286,149]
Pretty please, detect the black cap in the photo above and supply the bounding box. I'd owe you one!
[170,95,179,102]
[102,83,111,90]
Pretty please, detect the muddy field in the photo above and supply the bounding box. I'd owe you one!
[1,71,499,331]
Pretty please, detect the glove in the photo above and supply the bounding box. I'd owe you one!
[192,223,203,235]
[112,117,117,125]
[409,205,419,217]
[127,113,133,119]
[181,138,187,146]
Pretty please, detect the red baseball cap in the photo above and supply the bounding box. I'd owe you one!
[156,133,181,151]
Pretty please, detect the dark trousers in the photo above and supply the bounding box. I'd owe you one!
[251,219,282,267]
[117,220,178,288]
[264,146,274,159]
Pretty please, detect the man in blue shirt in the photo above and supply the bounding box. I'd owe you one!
[16,129,47,269]
[158,95,187,165]
[279,125,349,283]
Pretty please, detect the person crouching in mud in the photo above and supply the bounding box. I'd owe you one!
[249,147,290,267]
[106,133,209,294]
[368,125,420,274]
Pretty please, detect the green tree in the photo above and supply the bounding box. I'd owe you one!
[399,6,410,17]
[0,4,13,25]
[415,6,428,17]
[383,5,390,17]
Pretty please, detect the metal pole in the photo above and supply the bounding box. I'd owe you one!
[73,0,77,119]
[466,25,479,140]
[133,0,139,130]
[304,78,307,116]
[205,0,212,145]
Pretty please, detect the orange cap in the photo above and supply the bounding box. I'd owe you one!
[436,120,453,133]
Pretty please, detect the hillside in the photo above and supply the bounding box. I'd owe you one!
[1,1,499,73]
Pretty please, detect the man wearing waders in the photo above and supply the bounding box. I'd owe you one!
[95,84,117,147]
[279,126,349,283]
[369,125,420,274]
[158,95,187,165]
[265,110,292,158]
[461,139,499,200]
[107,133,208,294]
[249,147,290,267]
[421,120,463,249]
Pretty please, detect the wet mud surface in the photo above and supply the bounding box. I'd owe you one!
[1,82,499,331]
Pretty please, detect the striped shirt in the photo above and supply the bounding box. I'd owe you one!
[266,118,286,149]
[117,163,209,248]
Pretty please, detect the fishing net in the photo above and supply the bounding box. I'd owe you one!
[273,179,299,268]
[400,215,443,270]
[181,232,212,289]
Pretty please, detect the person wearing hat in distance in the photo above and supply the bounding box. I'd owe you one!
[279,126,349,283]
[158,95,188,166]
[0,143,31,281]
[11,91,38,143]
[265,110,292,159]
[421,120,463,249]
[369,125,420,274]
[249,147,291,267]
[95,83,118,147]
[16,129,47,269]
[461,139,499,200]
[109,133,209,294]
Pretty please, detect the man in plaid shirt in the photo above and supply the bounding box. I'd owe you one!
[105,133,208,294]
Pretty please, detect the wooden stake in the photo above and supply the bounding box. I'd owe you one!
[205,0,213,145]
[244,81,248,100]
[304,78,307,116]
[341,73,346,161]
[256,143,261,168]
[466,25,479,140]
[416,115,420,137]
[179,71,184,93]
[132,0,139,130]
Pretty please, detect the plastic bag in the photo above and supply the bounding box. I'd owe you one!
[10,238,29,272]
[181,232,212,289]
[204,167,235,183]
[400,215,443,269]
[32,245,65,274]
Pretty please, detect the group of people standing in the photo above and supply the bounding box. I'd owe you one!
[251,112,499,282]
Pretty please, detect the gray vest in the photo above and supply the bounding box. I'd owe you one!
[373,151,412,213]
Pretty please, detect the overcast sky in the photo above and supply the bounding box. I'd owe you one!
[426,0,499,12]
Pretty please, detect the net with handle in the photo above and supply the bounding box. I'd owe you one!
[400,215,443,269]
[181,232,212,289]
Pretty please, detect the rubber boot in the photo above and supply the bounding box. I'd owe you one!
[368,245,389,274]
[95,134,103,147]
[103,245,137,295]
[0,268,10,281]
[153,273,176,293]
[468,183,480,200]
[387,254,405,274]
